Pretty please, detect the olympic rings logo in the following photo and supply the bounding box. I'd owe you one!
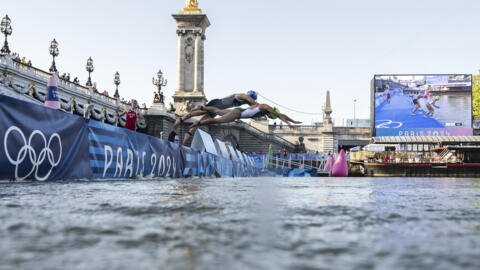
[4,126,62,181]
[375,120,403,129]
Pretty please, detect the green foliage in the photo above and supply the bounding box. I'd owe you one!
[474,72,480,120]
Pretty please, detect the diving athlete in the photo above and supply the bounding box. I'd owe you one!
[411,93,423,115]
[169,91,258,143]
[431,96,440,109]
[172,91,258,130]
[189,104,302,130]
[424,100,435,118]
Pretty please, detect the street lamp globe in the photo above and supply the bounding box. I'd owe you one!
[85,57,94,87]
[49,39,59,72]
[114,72,120,98]
[86,57,94,72]
[0,14,13,56]
[152,69,168,104]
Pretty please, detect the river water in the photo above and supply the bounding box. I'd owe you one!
[1,178,479,270]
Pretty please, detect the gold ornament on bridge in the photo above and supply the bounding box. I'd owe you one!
[183,0,201,13]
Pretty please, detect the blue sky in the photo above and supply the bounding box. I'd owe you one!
[3,0,480,124]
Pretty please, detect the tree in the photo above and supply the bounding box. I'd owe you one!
[473,71,480,120]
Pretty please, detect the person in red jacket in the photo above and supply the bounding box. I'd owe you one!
[119,99,145,131]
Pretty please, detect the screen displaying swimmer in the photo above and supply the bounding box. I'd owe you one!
[373,74,473,137]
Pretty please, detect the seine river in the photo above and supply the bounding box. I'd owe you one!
[1,178,479,270]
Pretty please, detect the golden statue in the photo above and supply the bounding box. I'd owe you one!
[186,0,199,8]
[183,0,201,13]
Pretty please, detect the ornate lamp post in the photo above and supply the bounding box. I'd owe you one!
[0,15,12,56]
[152,69,167,104]
[85,57,94,87]
[353,98,357,127]
[114,71,120,98]
[49,39,59,72]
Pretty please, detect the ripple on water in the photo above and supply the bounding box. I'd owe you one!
[0,178,479,270]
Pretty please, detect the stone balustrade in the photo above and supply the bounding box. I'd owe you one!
[0,55,147,129]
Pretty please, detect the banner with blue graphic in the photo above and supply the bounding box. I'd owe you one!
[0,94,260,181]
[88,120,183,179]
[0,95,91,181]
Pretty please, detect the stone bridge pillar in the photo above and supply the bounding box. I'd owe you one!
[172,4,210,115]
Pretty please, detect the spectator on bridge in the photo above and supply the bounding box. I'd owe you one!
[27,60,32,67]
[119,99,145,132]
[11,52,19,61]
[73,77,79,84]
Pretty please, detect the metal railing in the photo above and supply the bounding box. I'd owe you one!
[267,156,327,171]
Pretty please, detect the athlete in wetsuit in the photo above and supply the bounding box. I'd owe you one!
[189,104,301,130]
[424,101,435,118]
[171,91,258,144]
[173,91,258,129]
[411,93,423,115]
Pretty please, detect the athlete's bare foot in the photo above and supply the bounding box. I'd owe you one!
[173,117,183,130]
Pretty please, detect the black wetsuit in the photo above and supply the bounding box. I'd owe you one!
[413,96,420,105]
[206,94,249,117]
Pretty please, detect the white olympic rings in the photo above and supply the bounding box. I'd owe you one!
[375,120,403,129]
[4,126,62,181]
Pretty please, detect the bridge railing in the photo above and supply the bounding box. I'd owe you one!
[236,121,295,148]
[268,156,327,171]
[249,154,328,171]
[0,55,148,126]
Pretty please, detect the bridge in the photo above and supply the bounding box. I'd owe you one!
[0,55,148,130]
[0,54,296,154]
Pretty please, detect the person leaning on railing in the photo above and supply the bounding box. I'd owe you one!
[118,99,145,132]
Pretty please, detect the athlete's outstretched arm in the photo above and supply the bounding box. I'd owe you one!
[281,114,302,124]
[259,104,302,127]
[235,93,257,106]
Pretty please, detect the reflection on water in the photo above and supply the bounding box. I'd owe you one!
[0,178,479,270]
[434,95,471,127]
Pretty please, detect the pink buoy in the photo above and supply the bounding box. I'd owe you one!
[331,149,348,177]
[324,154,334,172]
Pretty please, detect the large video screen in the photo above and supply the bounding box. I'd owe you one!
[373,75,473,136]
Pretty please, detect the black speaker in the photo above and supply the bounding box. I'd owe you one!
[385,146,396,151]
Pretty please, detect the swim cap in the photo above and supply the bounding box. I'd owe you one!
[436,96,440,100]
[269,106,280,119]
[131,99,138,104]
[247,90,257,100]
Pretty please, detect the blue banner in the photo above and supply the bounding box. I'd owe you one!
[0,94,260,181]
[88,120,184,179]
[0,95,91,181]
